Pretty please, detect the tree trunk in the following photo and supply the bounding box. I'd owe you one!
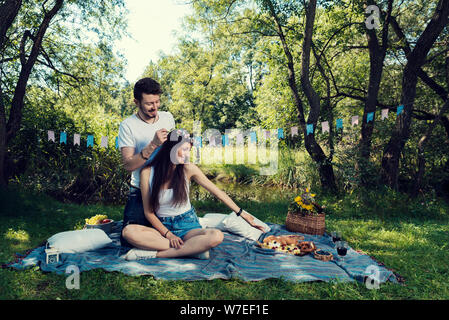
[265,0,337,192]
[0,0,64,184]
[0,84,7,186]
[381,0,449,189]
[413,47,449,195]
[0,0,22,50]
[0,0,23,186]
[300,0,337,192]
[358,0,393,186]
[414,99,449,195]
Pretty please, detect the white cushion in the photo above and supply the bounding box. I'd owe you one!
[47,229,112,253]
[198,213,227,229]
[221,212,271,241]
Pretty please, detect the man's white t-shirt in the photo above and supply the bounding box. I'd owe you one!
[117,111,175,188]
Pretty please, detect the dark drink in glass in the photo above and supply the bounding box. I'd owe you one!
[336,241,348,262]
[332,231,341,243]
[337,247,347,256]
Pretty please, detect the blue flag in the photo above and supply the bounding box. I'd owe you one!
[115,136,119,149]
[336,119,343,130]
[250,132,257,143]
[397,105,404,115]
[222,135,229,146]
[87,135,94,147]
[60,132,67,144]
[367,112,374,123]
[306,124,314,135]
[277,128,284,139]
[195,136,202,148]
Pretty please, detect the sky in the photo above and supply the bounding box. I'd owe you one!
[116,0,193,83]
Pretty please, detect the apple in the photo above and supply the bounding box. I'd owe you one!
[101,219,111,224]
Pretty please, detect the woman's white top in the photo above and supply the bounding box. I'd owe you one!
[149,167,192,218]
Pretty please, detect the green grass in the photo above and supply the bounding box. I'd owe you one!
[1,184,448,300]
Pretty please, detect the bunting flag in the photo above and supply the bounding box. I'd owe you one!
[236,133,244,145]
[60,132,67,144]
[195,136,202,148]
[87,135,94,148]
[264,130,270,139]
[291,126,298,137]
[38,103,410,152]
[74,134,81,146]
[209,136,216,147]
[250,131,257,143]
[277,128,284,139]
[222,134,229,146]
[48,130,55,142]
[100,136,108,148]
[336,119,343,130]
[307,124,314,135]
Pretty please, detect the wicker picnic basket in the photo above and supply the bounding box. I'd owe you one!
[286,211,325,235]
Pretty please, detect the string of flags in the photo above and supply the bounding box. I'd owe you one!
[43,106,405,148]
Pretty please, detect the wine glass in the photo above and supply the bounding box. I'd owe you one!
[336,241,348,262]
[331,231,341,243]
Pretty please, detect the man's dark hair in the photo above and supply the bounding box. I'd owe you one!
[133,77,163,101]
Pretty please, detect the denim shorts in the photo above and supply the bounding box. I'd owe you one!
[159,207,202,240]
[120,186,152,247]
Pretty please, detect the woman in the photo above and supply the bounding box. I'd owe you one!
[121,129,265,260]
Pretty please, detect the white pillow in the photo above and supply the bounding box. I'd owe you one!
[47,229,112,253]
[221,212,271,241]
[198,213,227,229]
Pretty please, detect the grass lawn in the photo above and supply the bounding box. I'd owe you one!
[1,184,448,300]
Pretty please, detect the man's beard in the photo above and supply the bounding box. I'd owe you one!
[140,107,157,118]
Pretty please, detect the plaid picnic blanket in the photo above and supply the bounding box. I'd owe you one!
[7,221,399,284]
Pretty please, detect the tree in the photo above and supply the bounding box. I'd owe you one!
[381,0,449,189]
[357,0,393,186]
[261,0,337,192]
[1,0,63,186]
[0,0,127,185]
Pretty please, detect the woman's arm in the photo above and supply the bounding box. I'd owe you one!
[187,164,265,232]
[140,166,183,247]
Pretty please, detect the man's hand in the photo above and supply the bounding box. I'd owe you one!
[240,210,266,232]
[152,128,169,147]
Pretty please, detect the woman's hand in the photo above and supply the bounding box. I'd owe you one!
[166,232,184,249]
[240,210,266,232]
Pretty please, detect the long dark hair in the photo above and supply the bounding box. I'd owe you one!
[147,129,192,213]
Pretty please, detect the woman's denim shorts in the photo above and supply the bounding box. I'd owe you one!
[120,186,202,246]
[159,207,202,240]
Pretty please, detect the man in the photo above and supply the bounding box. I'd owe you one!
[117,77,176,247]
